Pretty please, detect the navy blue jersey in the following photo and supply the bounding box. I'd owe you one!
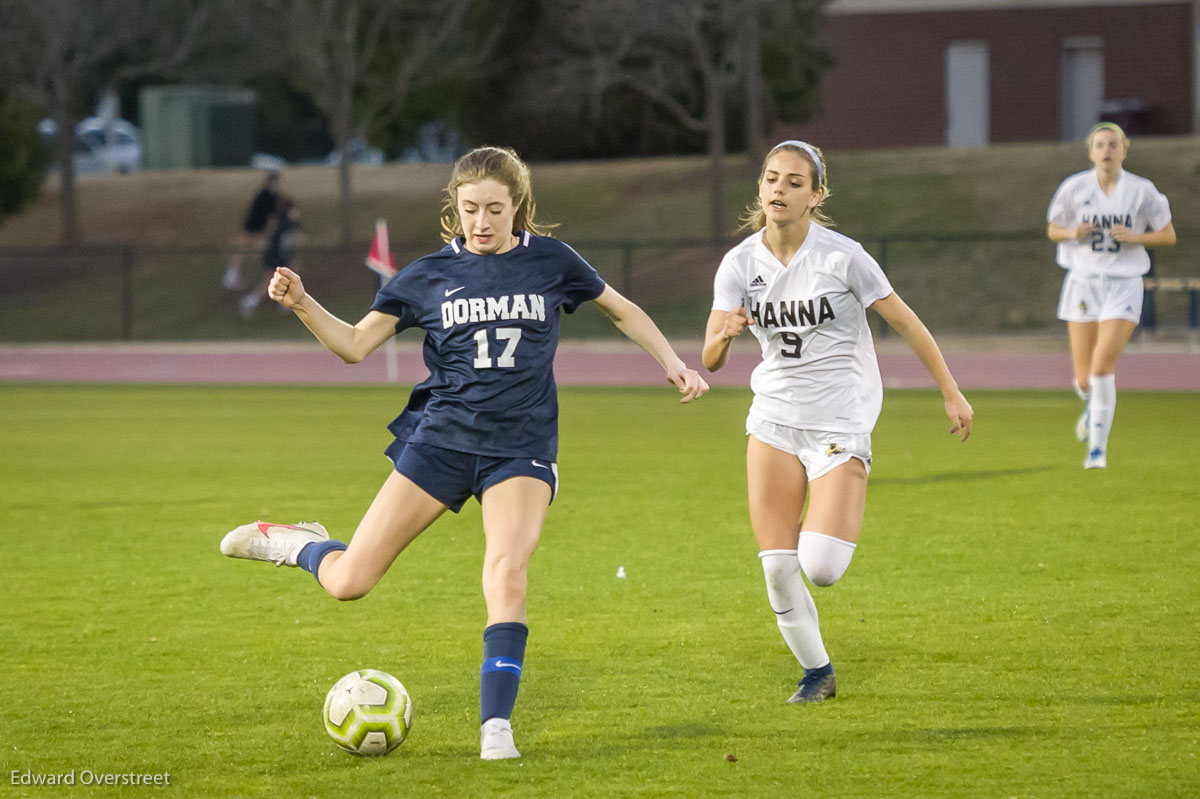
[243,187,278,232]
[262,214,299,271]
[370,232,606,460]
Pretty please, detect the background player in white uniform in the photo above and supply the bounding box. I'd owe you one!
[703,141,973,702]
[220,146,709,760]
[1047,122,1175,469]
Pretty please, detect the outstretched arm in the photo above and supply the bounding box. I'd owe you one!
[871,292,973,441]
[268,266,397,364]
[592,285,709,403]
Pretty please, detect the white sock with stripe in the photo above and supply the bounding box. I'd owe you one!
[759,549,829,669]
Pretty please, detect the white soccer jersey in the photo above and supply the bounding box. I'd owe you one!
[1047,169,1172,277]
[712,225,894,434]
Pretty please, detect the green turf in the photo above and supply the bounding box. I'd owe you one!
[2,384,1198,797]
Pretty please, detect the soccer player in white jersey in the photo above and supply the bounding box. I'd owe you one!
[219,146,709,759]
[703,140,973,702]
[1046,122,1176,469]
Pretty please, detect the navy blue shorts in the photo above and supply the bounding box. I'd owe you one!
[385,441,558,513]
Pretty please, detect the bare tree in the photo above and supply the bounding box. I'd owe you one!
[0,0,222,245]
[525,0,828,241]
[742,6,767,164]
[534,1,757,241]
[739,0,830,164]
[265,0,486,245]
[622,2,745,243]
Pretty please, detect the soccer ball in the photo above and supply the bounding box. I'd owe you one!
[323,669,412,755]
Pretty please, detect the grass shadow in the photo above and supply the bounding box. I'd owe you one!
[872,465,1054,486]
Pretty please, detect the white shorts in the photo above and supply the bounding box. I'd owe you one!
[746,411,872,481]
[1056,271,1144,323]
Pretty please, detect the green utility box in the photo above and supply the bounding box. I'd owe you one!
[139,85,256,169]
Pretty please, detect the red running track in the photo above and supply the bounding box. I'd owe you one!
[1,339,1198,391]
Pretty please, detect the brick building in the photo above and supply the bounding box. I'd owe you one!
[778,0,1198,148]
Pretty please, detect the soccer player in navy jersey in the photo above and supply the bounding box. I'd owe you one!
[220,146,708,760]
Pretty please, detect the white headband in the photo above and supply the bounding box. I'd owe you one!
[774,140,823,187]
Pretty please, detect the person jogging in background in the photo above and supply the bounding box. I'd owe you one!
[223,169,281,291]
[1047,122,1176,469]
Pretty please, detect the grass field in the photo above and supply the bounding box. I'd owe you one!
[3,383,1199,797]
[5,138,1199,248]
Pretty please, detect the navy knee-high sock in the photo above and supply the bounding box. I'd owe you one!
[296,540,347,584]
[480,622,528,723]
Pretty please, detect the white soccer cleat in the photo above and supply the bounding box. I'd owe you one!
[238,293,260,318]
[480,718,520,760]
[219,521,329,566]
[221,265,244,291]
[1074,409,1089,442]
[1084,449,1107,470]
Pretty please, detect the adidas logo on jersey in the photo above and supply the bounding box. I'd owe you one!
[750,275,766,288]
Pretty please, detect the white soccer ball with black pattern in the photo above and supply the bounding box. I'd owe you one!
[323,669,412,755]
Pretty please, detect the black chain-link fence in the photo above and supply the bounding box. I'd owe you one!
[1,230,1195,341]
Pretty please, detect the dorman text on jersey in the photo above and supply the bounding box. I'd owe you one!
[441,294,547,329]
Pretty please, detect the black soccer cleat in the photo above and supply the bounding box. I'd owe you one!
[787,663,836,703]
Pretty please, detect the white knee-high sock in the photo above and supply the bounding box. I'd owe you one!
[759,550,829,669]
[1087,373,1116,453]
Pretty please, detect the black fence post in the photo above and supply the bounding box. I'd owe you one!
[1141,250,1156,331]
[877,236,890,337]
[622,242,634,300]
[120,245,134,340]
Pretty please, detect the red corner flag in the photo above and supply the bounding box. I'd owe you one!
[365,219,396,277]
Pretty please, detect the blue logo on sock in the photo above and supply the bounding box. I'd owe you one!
[482,657,522,676]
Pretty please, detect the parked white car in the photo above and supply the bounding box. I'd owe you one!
[37,116,144,174]
[325,137,384,167]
